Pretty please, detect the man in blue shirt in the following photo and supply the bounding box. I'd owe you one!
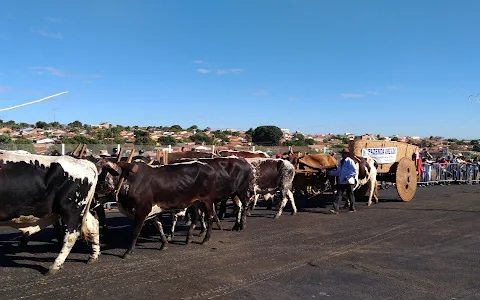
[328,148,358,213]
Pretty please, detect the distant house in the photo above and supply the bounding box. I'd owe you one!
[36,138,55,144]
[91,122,112,129]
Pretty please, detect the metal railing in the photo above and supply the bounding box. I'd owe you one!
[418,163,480,185]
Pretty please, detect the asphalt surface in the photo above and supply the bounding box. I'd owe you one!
[1,185,479,300]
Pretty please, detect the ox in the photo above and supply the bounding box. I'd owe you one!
[235,158,296,219]
[218,150,269,159]
[350,155,379,206]
[94,159,217,259]
[168,156,252,234]
[282,151,338,191]
[0,150,100,275]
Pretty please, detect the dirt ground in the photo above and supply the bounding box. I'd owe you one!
[1,185,479,300]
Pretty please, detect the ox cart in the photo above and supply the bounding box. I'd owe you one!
[349,140,420,201]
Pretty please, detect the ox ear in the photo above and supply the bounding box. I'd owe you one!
[116,162,139,174]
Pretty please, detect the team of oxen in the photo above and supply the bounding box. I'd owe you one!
[0,147,379,275]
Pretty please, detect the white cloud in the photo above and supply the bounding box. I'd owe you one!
[216,68,243,75]
[252,89,269,96]
[197,68,212,74]
[31,28,63,39]
[30,66,101,80]
[340,91,381,98]
[341,93,365,98]
[387,85,401,90]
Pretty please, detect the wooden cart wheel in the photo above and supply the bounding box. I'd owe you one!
[395,157,417,201]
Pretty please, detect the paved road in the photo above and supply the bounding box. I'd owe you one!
[1,185,479,300]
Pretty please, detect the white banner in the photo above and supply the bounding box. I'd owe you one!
[361,147,397,164]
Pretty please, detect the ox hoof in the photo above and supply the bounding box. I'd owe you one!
[201,240,210,246]
[367,202,372,207]
[273,214,280,219]
[185,221,192,226]
[198,231,206,237]
[232,224,240,231]
[291,211,297,216]
[122,251,133,259]
[167,236,173,242]
[160,245,168,251]
[86,257,98,265]
[247,211,252,217]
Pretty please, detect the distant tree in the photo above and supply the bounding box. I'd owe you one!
[134,130,156,146]
[473,144,480,152]
[68,120,83,128]
[49,121,61,128]
[35,121,48,129]
[60,136,100,144]
[0,135,12,144]
[189,132,213,145]
[252,126,283,146]
[158,136,177,145]
[19,122,31,128]
[231,131,240,137]
[14,137,35,152]
[285,133,307,146]
[470,140,479,145]
[331,143,346,149]
[5,120,16,127]
[391,136,399,141]
[306,138,315,145]
[245,128,254,142]
[341,137,350,144]
[187,125,198,131]
[203,127,211,132]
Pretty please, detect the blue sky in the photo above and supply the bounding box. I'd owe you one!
[1,1,480,139]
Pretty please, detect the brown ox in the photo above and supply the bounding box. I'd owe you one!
[282,151,338,195]
[218,150,269,159]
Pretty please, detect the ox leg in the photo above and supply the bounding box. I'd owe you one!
[186,207,199,245]
[218,200,227,220]
[287,190,297,216]
[232,196,244,231]
[374,181,379,204]
[94,205,108,241]
[152,216,168,251]
[201,202,214,245]
[168,213,178,242]
[83,210,101,265]
[18,214,61,247]
[274,192,289,219]
[213,206,222,230]
[47,230,79,275]
[122,208,149,259]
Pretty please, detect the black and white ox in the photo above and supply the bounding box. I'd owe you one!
[351,155,379,206]
[231,158,296,219]
[0,150,100,275]
[94,159,217,259]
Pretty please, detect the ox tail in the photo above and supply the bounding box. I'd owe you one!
[80,170,99,243]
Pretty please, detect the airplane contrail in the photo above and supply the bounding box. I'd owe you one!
[0,91,68,112]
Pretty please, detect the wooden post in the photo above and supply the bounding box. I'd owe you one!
[156,149,161,162]
[162,149,169,165]
[61,143,65,155]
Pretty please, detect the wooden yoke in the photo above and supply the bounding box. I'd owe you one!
[113,144,135,200]
[72,144,87,158]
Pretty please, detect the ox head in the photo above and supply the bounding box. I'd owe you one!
[95,159,139,198]
[282,151,303,167]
